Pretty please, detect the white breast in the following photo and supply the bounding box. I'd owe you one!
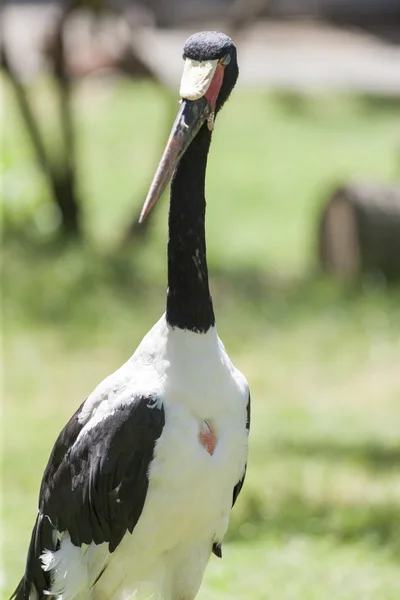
[123,321,245,591]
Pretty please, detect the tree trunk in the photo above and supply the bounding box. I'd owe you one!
[319,181,400,280]
[54,174,80,236]
[1,13,81,240]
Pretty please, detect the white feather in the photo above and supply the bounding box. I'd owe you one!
[41,534,89,599]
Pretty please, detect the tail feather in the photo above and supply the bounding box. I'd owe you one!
[10,513,55,600]
[9,577,27,600]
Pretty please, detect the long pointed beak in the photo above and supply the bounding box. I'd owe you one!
[139,96,211,223]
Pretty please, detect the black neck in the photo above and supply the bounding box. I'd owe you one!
[166,124,215,332]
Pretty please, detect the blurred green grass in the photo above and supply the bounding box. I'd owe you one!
[2,77,400,599]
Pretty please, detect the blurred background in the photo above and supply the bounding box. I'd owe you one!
[2,0,400,597]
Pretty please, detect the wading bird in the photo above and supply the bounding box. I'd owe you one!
[12,31,250,600]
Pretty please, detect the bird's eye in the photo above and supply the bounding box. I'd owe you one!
[220,54,231,66]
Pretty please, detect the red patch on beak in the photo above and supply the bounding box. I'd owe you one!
[205,64,224,112]
[199,421,217,456]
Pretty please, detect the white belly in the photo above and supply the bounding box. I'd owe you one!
[94,398,248,600]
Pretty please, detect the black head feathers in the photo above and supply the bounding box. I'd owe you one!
[183,31,236,62]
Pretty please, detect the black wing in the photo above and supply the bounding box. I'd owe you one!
[12,394,165,600]
[213,391,251,559]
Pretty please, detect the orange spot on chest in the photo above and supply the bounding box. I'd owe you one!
[199,421,217,456]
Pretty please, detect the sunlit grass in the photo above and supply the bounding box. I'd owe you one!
[3,76,400,598]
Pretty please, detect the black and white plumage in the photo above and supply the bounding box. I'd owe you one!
[12,31,250,600]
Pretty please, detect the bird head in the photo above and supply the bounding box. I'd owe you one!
[139,31,238,222]
[181,31,238,117]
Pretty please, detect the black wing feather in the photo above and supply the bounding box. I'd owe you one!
[49,396,165,550]
[12,394,164,600]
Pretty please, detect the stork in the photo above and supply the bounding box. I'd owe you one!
[12,31,250,600]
